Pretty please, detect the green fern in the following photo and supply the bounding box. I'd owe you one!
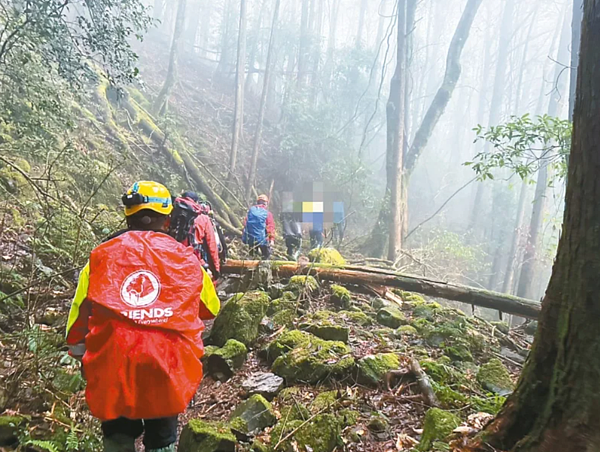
[66,428,80,451]
[26,439,61,452]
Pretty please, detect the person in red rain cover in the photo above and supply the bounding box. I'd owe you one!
[180,191,220,278]
[66,181,220,452]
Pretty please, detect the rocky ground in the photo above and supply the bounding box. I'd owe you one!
[0,248,535,452]
[175,249,533,452]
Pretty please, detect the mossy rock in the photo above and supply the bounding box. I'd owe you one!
[396,325,419,337]
[410,301,442,322]
[209,292,270,346]
[444,344,473,362]
[357,353,400,386]
[395,290,426,303]
[0,415,26,446]
[269,292,297,315]
[230,395,277,434]
[285,275,319,294]
[420,357,458,385]
[271,414,340,452]
[206,339,248,381]
[418,408,461,451]
[268,331,354,384]
[330,284,351,308]
[376,307,408,329]
[308,248,346,266]
[338,409,360,427]
[272,309,296,328]
[0,167,28,195]
[339,310,372,326]
[311,390,339,413]
[477,358,514,395]
[301,323,349,343]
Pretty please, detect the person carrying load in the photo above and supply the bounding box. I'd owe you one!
[242,194,275,259]
[66,181,220,452]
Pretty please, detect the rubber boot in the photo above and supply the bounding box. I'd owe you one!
[103,433,136,452]
[146,443,176,452]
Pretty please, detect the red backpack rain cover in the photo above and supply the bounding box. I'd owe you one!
[83,230,205,421]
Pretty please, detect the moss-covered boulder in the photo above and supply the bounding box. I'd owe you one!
[0,415,26,446]
[396,325,419,337]
[308,248,346,266]
[491,321,510,335]
[230,395,277,434]
[285,275,319,294]
[339,310,372,326]
[209,292,270,346]
[271,414,340,452]
[357,353,400,386]
[410,301,442,322]
[205,339,248,381]
[177,419,237,452]
[367,414,389,433]
[418,408,460,451]
[249,440,270,452]
[477,358,514,395]
[329,284,351,308]
[267,331,354,384]
[376,307,408,329]
[311,390,339,412]
[301,323,349,343]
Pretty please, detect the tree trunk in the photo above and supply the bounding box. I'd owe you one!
[386,0,406,262]
[245,0,280,202]
[471,2,600,449]
[245,0,268,97]
[502,176,529,294]
[310,0,324,104]
[516,9,571,300]
[297,0,310,87]
[468,0,515,233]
[184,0,201,51]
[222,260,542,319]
[225,0,247,198]
[153,0,187,116]
[323,0,341,91]
[404,0,483,176]
[569,0,583,121]
[217,0,235,75]
[355,0,368,47]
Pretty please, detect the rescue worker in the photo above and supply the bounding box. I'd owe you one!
[181,191,220,278]
[242,194,275,259]
[281,211,302,261]
[66,181,220,452]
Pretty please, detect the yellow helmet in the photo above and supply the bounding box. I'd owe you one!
[122,181,173,217]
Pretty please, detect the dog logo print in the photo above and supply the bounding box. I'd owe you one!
[120,270,161,308]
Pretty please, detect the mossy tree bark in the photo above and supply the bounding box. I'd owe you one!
[153,0,187,116]
[471,3,600,450]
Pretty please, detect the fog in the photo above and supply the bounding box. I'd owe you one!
[138,0,575,307]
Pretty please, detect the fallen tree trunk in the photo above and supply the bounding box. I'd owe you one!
[221,260,541,319]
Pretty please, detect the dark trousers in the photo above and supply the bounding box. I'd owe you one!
[102,416,178,449]
[310,230,323,249]
[248,237,271,259]
[285,235,302,260]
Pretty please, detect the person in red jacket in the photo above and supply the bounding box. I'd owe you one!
[242,194,276,259]
[66,181,220,452]
[181,191,220,278]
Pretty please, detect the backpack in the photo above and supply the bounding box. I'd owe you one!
[168,197,199,247]
[243,205,269,245]
[212,218,228,263]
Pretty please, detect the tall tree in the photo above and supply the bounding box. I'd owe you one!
[246,0,281,201]
[153,0,187,116]
[517,8,571,300]
[469,0,516,233]
[471,1,600,449]
[569,0,584,121]
[355,0,369,47]
[404,0,483,175]
[225,0,248,195]
[385,0,407,261]
[297,0,310,87]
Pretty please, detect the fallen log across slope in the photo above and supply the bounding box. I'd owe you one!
[221,260,542,319]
